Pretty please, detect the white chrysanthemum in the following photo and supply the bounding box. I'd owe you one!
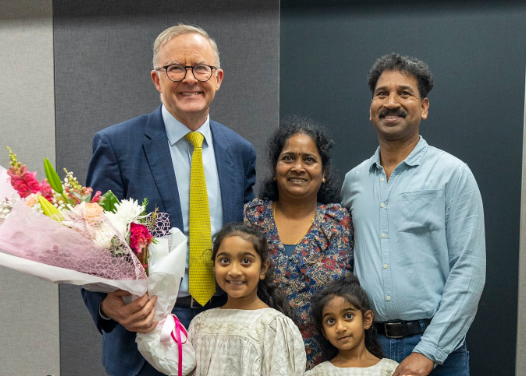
[104,198,145,237]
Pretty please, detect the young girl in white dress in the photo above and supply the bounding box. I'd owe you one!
[188,223,306,376]
[305,276,398,376]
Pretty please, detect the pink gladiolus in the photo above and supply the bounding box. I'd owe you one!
[8,168,41,198]
[7,161,54,202]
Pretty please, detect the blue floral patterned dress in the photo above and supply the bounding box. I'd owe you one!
[244,198,353,369]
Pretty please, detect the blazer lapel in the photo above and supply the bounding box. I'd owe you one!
[211,121,240,224]
[143,107,184,230]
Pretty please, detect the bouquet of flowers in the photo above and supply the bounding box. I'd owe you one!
[0,148,195,376]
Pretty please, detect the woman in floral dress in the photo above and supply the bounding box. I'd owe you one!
[244,116,353,369]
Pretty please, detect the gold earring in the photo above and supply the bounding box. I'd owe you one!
[322,178,326,183]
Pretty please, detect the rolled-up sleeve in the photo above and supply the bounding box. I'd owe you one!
[414,164,486,364]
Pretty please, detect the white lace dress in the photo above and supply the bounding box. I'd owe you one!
[188,307,306,376]
[304,358,398,376]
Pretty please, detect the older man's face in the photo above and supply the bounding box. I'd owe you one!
[369,70,429,144]
[151,33,223,129]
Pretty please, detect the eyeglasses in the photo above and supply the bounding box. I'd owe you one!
[156,64,217,82]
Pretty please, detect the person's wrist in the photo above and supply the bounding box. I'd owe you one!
[99,301,111,320]
[413,352,436,369]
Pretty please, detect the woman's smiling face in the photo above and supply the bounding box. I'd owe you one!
[275,133,325,202]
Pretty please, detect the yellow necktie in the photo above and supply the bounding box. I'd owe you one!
[185,132,215,306]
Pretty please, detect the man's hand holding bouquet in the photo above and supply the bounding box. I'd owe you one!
[0,148,195,376]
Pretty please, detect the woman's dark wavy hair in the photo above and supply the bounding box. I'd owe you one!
[368,53,434,99]
[211,222,294,319]
[259,116,340,204]
[311,275,384,361]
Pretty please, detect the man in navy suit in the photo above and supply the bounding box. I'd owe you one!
[82,24,256,376]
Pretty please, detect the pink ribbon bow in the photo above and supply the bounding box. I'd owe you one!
[170,315,188,376]
[160,314,188,376]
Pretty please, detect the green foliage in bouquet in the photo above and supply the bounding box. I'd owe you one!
[100,190,120,213]
[44,158,68,203]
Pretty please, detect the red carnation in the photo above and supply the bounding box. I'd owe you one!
[129,222,153,269]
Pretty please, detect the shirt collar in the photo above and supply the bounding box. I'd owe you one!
[369,147,382,170]
[404,136,428,166]
[162,105,211,147]
[369,136,429,170]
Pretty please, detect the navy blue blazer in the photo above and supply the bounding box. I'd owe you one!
[82,106,256,376]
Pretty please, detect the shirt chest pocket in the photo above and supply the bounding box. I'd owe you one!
[397,189,445,233]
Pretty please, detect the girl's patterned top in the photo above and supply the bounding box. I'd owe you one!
[188,308,306,376]
[305,358,399,376]
[244,198,353,369]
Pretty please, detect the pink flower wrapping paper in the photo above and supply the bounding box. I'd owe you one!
[0,158,194,375]
[0,201,147,281]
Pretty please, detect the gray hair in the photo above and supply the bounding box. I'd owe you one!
[152,24,221,69]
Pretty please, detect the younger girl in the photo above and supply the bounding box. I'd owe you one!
[306,276,398,375]
[188,223,306,375]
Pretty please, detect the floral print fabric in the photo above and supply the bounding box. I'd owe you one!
[244,199,353,369]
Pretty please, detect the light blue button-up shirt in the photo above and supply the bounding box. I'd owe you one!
[341,137,485,364]
[162,105,223,295]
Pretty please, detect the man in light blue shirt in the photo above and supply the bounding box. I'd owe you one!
[341,53,485,376]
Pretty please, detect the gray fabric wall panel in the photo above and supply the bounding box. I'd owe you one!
[0,1,59,375]
[53,0,279,188]
[53,1,279,374]
[0,270,60,375]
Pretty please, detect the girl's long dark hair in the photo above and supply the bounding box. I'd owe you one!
[311,275,384,360]
[212,222,294,319]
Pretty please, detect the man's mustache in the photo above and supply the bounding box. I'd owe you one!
[379,109,408,118]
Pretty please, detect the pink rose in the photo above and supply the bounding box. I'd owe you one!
[84,202,104,224]
[24,193,39,207]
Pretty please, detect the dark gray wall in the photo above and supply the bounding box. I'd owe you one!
[281,1,525,375]
[53,0,279,374]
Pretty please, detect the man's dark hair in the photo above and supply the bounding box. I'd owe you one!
[368,53,434,98]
